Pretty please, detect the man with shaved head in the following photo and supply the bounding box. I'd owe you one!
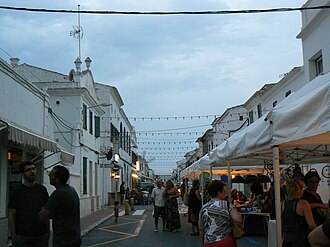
[151,180,166,232]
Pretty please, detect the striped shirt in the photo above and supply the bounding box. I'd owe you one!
[200,199,233,244]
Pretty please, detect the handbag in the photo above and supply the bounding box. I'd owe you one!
[232,220,245,239]
[227,201,245,239]
[183,193,189,206]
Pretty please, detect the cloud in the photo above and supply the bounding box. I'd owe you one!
[0,0,307,174]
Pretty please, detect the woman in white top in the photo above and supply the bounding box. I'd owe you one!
[199,180,242,247]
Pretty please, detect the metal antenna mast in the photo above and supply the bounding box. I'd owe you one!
[78,4,81,59]
[70,4,83,59]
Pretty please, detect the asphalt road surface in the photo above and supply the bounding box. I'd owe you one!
[82,204,267,247]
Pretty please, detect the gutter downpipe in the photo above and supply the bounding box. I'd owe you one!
[273,145,282,247]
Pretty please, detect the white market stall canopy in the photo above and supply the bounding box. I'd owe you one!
[205,71,330,167]
[181,71,330,247]
[270,71,330,160]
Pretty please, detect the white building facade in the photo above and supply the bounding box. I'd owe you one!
[0,58,74,246]
[95,83,137,205]
[13,57,107,217]
[211,105,248,147]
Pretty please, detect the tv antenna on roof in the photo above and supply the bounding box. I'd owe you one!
[70,5,83,59]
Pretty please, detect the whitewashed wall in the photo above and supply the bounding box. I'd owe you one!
[0,59,53,247]
[300,5,330,80]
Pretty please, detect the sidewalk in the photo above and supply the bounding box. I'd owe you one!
[81,206,115,237]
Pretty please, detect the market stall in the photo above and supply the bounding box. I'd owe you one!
[199,72,330,246]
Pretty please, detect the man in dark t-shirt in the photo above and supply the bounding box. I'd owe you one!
[8,161,49,247]
[39,165,81,247]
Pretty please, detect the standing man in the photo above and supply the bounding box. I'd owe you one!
[8,161,50,247]
[151,180,166,232]
[39,165,81,247]
[120,182,126,205]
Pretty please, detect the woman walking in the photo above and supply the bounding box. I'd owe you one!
[188,179,202,235]
[164,180,181,232]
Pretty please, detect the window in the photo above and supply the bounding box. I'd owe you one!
[239,115,243,121]
[126,130,129,152]
[123,127,126,151]
[285,90,291,97]
[89,110,93,134]
[128,136,131,154]
[257,103,262,118]
[273,101,277,108]
[82,104,87,130]
[309,51,323,80]
[315,55,323,76]
[110,123,119,142]
[94,116,100,137]
[120,123,123,148]
[83,157,88,194]
[249,110,254,124]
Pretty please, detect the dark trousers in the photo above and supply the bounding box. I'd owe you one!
[13,233,49,247]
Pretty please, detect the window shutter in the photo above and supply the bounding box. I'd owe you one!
[95,116,100,137]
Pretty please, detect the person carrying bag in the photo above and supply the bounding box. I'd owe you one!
[227,201,245,239]
[200,180,243,247]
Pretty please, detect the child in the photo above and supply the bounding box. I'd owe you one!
[114,200,120,223]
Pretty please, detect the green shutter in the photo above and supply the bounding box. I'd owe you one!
[95,116,100,137]
[83,157,87,194]
[83,104,87,130]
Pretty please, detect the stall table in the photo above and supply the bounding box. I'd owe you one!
[241,211,270,236]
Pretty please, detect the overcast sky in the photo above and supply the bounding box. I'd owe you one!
[0,0,307,174]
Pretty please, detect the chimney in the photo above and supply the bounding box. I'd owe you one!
[10,58,20,68]
[74,57,82,72]
[85,57,92,70]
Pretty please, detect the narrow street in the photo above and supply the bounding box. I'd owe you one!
[82,204,267,247]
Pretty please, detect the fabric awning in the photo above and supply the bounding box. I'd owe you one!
[57,144,75,164]
[0,119,74,163]
[0,121,7,132]
[5,120,58,152]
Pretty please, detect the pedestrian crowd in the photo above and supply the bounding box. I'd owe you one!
[177,169,329,247]
[8,160,329,247]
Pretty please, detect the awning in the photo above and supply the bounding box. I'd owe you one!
[0,119,74,163]
[0,121,7,132]
[57,144,75,164]
[1,119,58,152]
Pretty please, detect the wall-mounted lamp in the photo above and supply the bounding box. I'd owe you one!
[136,161,140,171]
[114,154,120,162]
